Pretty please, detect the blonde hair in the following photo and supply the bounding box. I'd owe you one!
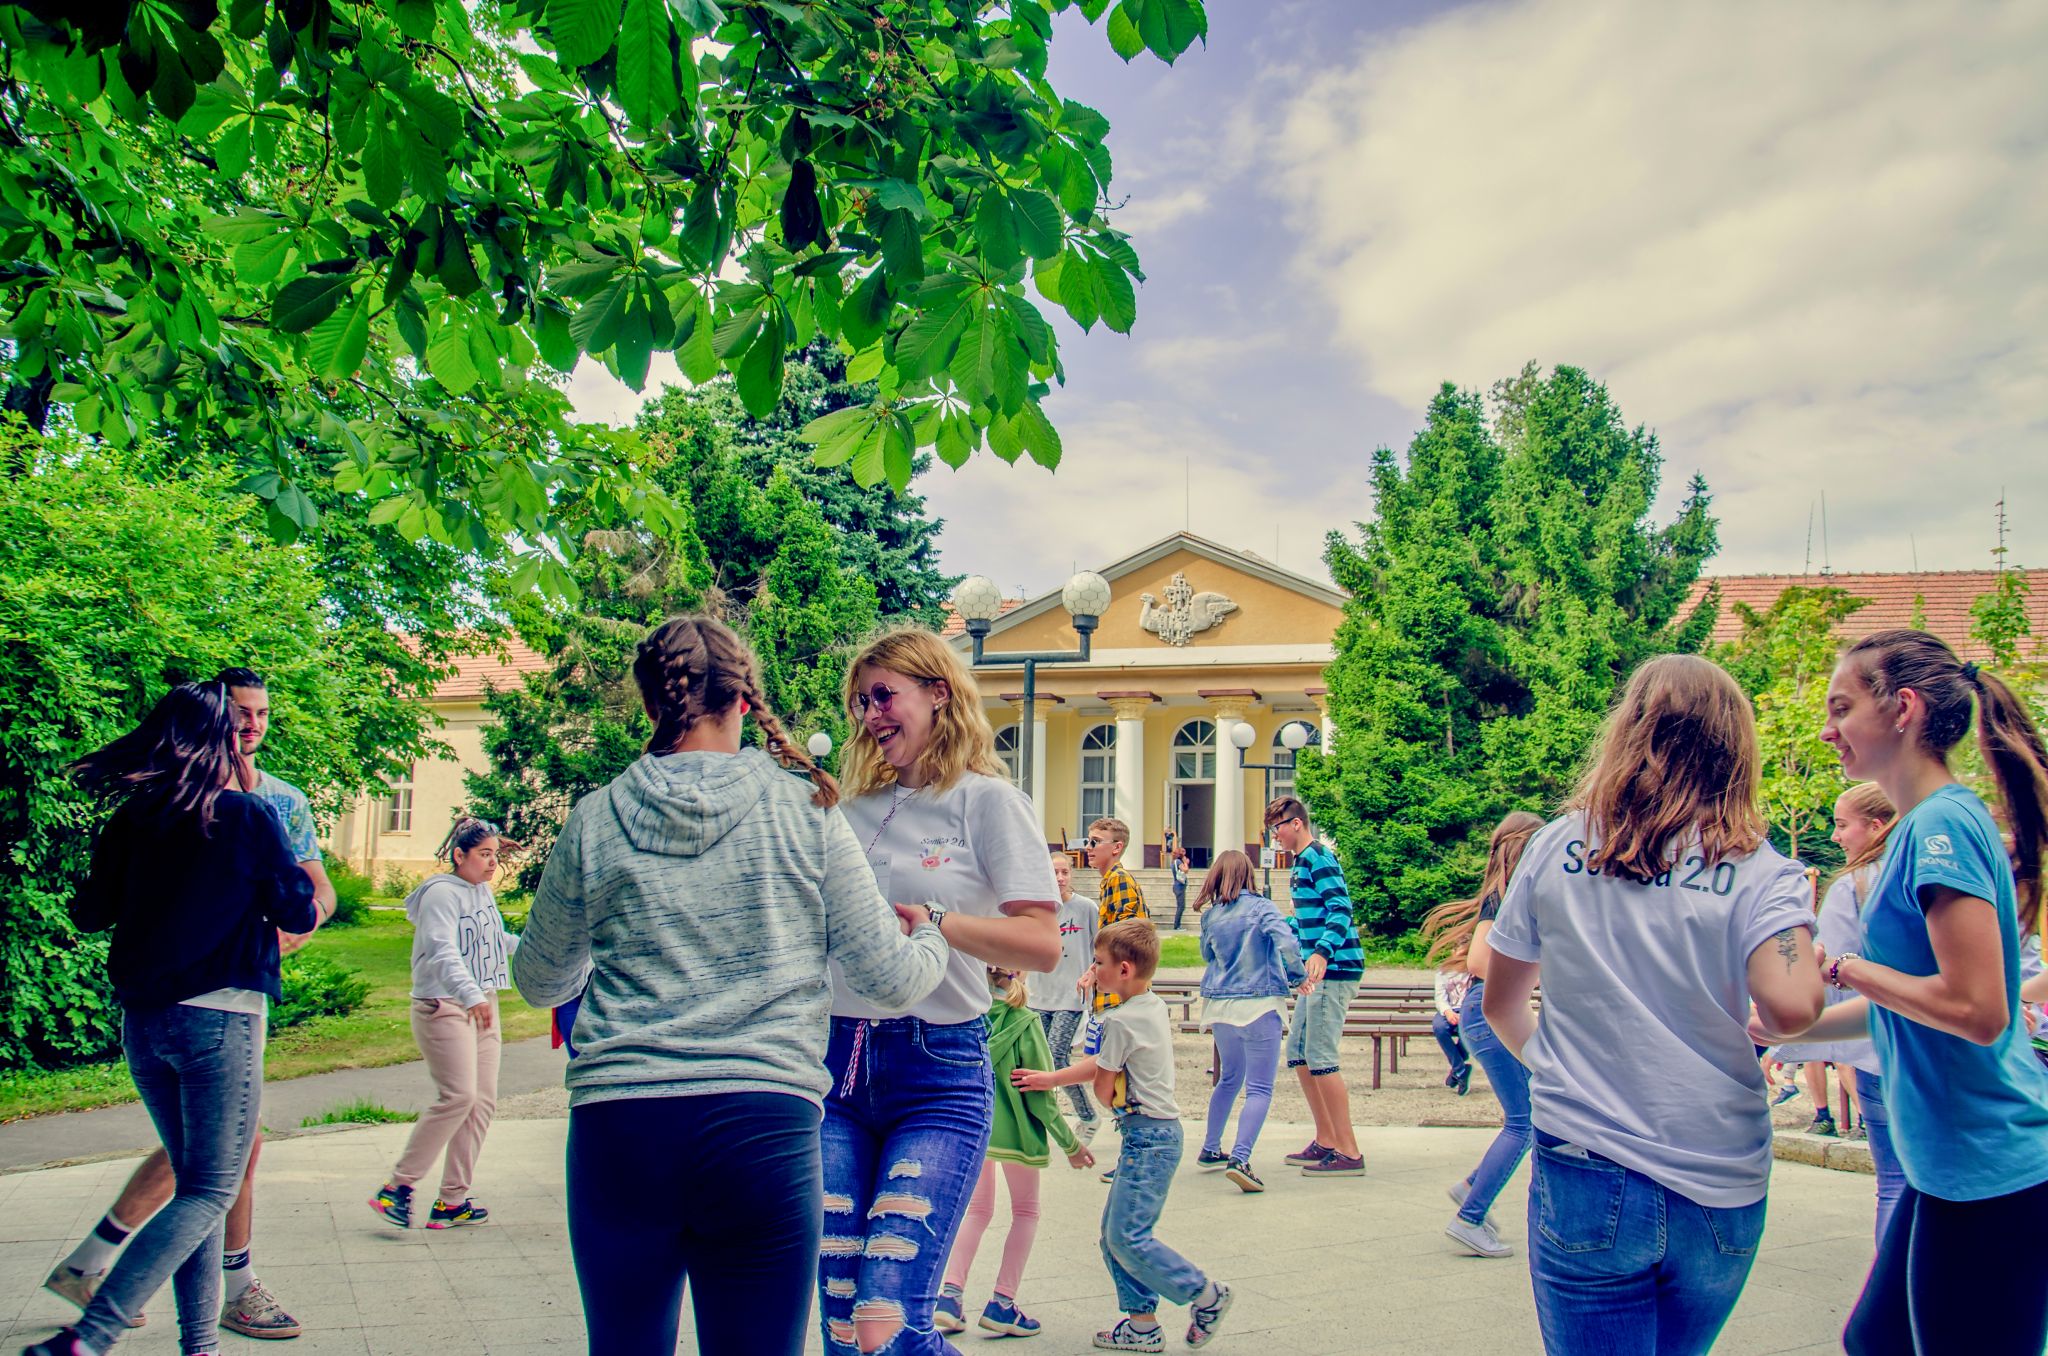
[1195,849,1255,910]
[1420,811,1545,965]
[1089,816,1130,849]
[1571,654,1765,881]
[839,627,1003,797]
[1826,781,1897,901]
[1097,917,1160,980]
[990,968,1030,1009]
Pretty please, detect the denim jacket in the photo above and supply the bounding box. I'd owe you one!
[1199,891,1306,999]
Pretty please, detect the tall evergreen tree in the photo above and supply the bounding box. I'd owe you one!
[1299,366,1721,936]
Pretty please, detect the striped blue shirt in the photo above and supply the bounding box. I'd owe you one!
[1289,842,1364,980]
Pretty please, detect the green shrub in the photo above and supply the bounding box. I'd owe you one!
[378,865,424,899]
[274,953,372,1030]
[324,859,376,929]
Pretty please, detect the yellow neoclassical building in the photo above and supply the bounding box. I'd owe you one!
[950,532,1344,870]
[328,531,1342,882]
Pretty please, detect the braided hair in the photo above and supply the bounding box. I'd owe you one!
[633,615,840,809]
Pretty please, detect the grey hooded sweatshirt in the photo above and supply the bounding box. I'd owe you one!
[514,747,948,1107]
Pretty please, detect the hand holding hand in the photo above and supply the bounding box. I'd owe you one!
[277,927,311,957]
[1067,1144,1096,1169]
[468,1002,494,1030]
[894,903,932,935]
[1011,1068,1055,1092]
[1305,953,1328,986]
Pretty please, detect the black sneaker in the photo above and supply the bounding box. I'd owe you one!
[1195,1147,1230,1172]
[428,1197,490,1228]
[1224,1158,1264,1193]
[1807,1113,1838,1139]
[369,1182,413,1229]
[1455,1064,1473,1096]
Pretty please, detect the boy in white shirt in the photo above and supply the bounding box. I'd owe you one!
[1016,919,1232,1351]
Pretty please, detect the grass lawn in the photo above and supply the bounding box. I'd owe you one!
[0,909,551,1123]
[1157,931,1429,971]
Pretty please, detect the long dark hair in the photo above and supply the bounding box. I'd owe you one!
[437,816,499,864]
[633,615,840,809]
[71,682,242,832]
[1844,628,2048,933]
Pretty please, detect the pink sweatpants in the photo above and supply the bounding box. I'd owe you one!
[944,1161,1042,1300]
[392,997,501,1201]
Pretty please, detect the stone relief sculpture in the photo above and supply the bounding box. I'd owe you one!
[1139,571,1239,646]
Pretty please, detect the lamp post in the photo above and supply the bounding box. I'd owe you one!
[1234,720,1310,896]
[953,570,1110,804]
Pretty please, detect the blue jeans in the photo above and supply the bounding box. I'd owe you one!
[1854,1071,1907,1246]
[1458,981,1531,1224]
[1101,1116,1208,1314]
[1529,1134,1766,1356]
[1432,1012,1469,1080]
[1285,972,1360,1075]
[76,1005,265,1354]
[1203,1011,1282,1162]
[820,1017,993,1355]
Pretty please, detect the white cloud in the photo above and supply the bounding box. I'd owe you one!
[1270,0,2048,574]
[918,400,1369,595]
[1108,185,1211,233]
[564,353,684,426]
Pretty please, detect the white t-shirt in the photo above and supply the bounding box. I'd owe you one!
[1487,812,1814,1207]
[833,773,1058,1025]
[1031,893,1099,1014]
[1097,990,1180,1120]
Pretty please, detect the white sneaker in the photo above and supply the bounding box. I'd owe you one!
[1444,1215,1515,1258]
[1079,1117,1102,1146]
[1446,1179,1499,1230]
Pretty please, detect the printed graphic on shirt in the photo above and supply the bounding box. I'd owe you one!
[253,772,321,863]
[1923,834,1953,856]
[1560,839,1741,895]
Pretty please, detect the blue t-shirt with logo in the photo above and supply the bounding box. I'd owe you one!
[253,770,321,863]
[1864,783,2048,1202]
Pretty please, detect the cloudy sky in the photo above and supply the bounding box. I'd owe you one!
[570,0,2048,597]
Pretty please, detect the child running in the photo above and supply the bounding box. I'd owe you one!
[1016,919,1233,1351]
[937,967,1097,1339]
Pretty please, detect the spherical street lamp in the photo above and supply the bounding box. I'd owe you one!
[952,574,1004,628]
[1280,721,1311,752]
[1229,721,1256,750]
[1060,570,1111,624]
[806,731,834,760]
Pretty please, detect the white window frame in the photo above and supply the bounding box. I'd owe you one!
[384,762,415,833]
[1171,719,1217,784]
[1079,723,1116,825]
[1270,721,1321,802]
[994,724,1021,787]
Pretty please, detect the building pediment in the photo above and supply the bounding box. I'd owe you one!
[963,533,1346,657]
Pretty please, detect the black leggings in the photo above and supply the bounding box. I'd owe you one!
[566,1091,822,1356]
[1844,1175,2048,1355]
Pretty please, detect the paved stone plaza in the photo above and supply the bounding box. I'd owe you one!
[1,1121,1875,1355]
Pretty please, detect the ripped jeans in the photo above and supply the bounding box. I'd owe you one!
[820,1016,993,1355]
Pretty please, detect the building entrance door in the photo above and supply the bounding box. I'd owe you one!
[1174,783,1215,868]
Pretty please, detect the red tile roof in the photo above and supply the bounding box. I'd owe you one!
[433,637,552,702]
[938,599,1025,637]
[1687,570,2048,663]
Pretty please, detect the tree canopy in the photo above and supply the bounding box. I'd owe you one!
[1,0,1206,590]
[1297,365,1720,936]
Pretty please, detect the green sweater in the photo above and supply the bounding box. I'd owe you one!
[984,998,1081,1168]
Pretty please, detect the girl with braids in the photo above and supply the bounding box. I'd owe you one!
[28,685,315,1356]
[513,616,949,1356]
[1481,656,1825,1356]
[369,819,518,1231]
[819,627,1061,1356]
[1772,630,2048,1355]
[1417,810,1543,1260]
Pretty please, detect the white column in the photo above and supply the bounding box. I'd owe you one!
[1012,697,1054,839]
[1211,698,1251,860]
[1109,697,1152,848]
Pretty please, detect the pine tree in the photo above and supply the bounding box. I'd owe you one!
[1300,366,1721,936]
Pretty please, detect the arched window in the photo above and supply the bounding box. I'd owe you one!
[1172,720,1217,782]
[1079,723,1116,824]
[994,724,1021,786]
[1271,721,1322,802]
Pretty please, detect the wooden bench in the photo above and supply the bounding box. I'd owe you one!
[1151,979,1537,1090]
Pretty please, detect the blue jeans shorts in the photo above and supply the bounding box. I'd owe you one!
[1285,973,1359,1076]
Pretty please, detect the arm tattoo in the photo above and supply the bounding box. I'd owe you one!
[1773,928,1801,972]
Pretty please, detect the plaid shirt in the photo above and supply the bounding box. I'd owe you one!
[1094,863,1149,1011]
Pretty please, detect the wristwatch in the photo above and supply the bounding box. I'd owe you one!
[1827,952,1859,989]
[923,903,949,934]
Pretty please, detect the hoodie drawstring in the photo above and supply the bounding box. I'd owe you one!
[837,1019,870,1098]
